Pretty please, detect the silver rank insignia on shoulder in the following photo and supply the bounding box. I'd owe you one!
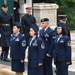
[22,40,26,47]
[41,43,45,49]
[67,41,71,46]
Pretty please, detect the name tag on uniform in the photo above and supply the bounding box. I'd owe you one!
[33,41,38,46]
[15,38,19,41]
[60,40,64,43]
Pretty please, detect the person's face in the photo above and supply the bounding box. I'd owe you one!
[59,20,66,24]
[13,26,20,34]
[14,0,17,1]
[56,27,62,34]
[26,9,31,15]
[2,7,8,13]
[41,21,49,29]
[29,28,36,36]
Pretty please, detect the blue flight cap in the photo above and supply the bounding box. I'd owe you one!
[30,24,39,32]
[41,18,49,22]
[13,22,22,28]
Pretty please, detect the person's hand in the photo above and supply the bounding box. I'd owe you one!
[21,60,24,63]
[66,62,70,65]
[46,53,51,57]
[0,34,1,38]
[38,63,43,66]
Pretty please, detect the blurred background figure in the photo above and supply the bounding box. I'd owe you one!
[21,6,36,46]
[57,15,71,39]
[13,0,20,22]
[0,4,13,61]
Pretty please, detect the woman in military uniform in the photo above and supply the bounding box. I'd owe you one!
[28,24,45,75]
[10,22,27,75]
[48,26,72,75]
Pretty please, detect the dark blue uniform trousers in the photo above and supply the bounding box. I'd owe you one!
[56,61,68,75]
[28,66,43,75]
[1,47,9,59]
[43,56,53,75]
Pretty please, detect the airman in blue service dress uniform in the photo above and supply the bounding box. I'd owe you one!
[10,22,27,75]
[0,4,13,61]
[39,18,56,75]
[28,24,45,75]
[58,15,70,39]
[21,6,36,45]
[48,26,72,75]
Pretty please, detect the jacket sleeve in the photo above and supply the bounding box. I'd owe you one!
[64,37,72,63]
[0,14,2,34]
[21,17,25,33]
[48,31,56,55]
[20,35,27,60]
[10,15,13,34]
[33,16,37,24]
[47,42,55,56]
[38,38,45,63]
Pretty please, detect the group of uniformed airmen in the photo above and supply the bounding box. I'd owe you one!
[0,3,72,75]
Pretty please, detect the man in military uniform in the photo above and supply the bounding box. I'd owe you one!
[0,4,13,61]
[39,18,56,75]
[21,6,36,45]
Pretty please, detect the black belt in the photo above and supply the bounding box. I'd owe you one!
[0,24,10,26]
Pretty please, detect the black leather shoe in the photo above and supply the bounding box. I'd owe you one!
[0,55,3,60]
[3,58,11,62]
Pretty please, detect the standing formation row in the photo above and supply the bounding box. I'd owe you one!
[0,4,72,75]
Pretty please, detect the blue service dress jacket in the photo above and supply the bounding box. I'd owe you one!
[10,33,27,60]
[28,36,45,68]
[48,35,72,63]
[39,27,56,55]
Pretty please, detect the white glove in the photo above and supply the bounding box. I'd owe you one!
[13,7,16,10]
[0,34,1,38]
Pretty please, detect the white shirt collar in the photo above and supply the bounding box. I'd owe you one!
[59,34,62,37]
[44,26,49,31]
[32,35,36,40]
